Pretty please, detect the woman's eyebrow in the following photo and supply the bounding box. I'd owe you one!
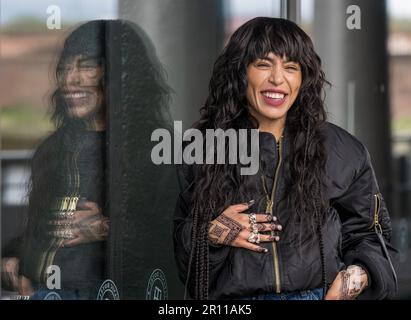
[280,57,298,63]
[258,56,298,64]
[259,56,274,63]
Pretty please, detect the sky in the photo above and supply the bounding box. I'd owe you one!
[0,0,410,26]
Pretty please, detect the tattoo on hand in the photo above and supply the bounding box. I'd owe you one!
[75,215,109,241]
[208,214,243,246]
[340,265,368,300]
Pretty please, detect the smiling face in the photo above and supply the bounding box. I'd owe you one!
[246,52,302,134]
[58,54,104,122]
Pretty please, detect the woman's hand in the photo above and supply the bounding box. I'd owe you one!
[64,201,109,247]
[1,257,19,292]
[207,202,282,252]
[51,201,109,247]
[324,265,369,300]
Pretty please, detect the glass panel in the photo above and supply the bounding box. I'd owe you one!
[301,0,411,298]
[1,0,118,300]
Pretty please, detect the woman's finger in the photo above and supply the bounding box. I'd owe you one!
[240,241,269,253]
[230,199,255,211]
[255,213,277,223]
[257,234,280,242]
[76,201,100,213]
[63,237,82,247]
[230,203,252,212]
[239,232,279,243]
[71,209,98,222]
[62,229,83,246]
[236,229,279,243]
[49,218,71,226]
[237,212,277,223]
[249,222,282,232]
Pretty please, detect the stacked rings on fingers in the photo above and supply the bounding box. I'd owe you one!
[248,213,258,234]
[249,213,257,225]
[247,232,260,244]
[248,213,260,243]
[251,224,259,234]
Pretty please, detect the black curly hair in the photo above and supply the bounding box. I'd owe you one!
[185,17,330,299]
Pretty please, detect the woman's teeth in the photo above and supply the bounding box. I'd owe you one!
[64,92,88,99]
[262,92,285,99]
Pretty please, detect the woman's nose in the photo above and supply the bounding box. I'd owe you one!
[268,66,284,86]
[65,67,82,86]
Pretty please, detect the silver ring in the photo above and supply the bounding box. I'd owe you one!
[50,228,75,239]
[251,223,259,234]
[54,211,66,218]
[248,233,257,243]
[247,232,260,244]
[65,229,74,239]
[248,213,257,225]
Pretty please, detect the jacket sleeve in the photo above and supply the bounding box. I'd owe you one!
[333,144,398,299]
[172,163,231,298]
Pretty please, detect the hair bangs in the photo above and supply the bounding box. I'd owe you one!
[243,20,305,66]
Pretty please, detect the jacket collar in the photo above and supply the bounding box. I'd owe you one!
[258,126,289,178]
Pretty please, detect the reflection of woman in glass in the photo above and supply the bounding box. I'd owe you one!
[20,19,174,300]
[20,20,109,299]
[173,17,397,300]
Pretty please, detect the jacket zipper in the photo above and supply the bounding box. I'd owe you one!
[263,136,283,293]
[370,193,383,234]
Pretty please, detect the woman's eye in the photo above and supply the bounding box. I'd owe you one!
[80,65,97,70]
[285,65,299,71]
[58,65,71,72]
[79,60,100,70]
[256,62,271,68]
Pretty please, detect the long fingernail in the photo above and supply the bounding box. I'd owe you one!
[272,216,277,221]
[275,236,280,241]
[247,200,255,207]
[277,225,282,231]
[260,248,268,253]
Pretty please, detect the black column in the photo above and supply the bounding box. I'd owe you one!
[313,0,392,202]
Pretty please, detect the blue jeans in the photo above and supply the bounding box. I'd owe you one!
[235,288,324,300]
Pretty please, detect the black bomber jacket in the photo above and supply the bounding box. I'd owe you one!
[173,122,398,300]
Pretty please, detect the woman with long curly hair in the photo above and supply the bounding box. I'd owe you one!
[173,17,398,300]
